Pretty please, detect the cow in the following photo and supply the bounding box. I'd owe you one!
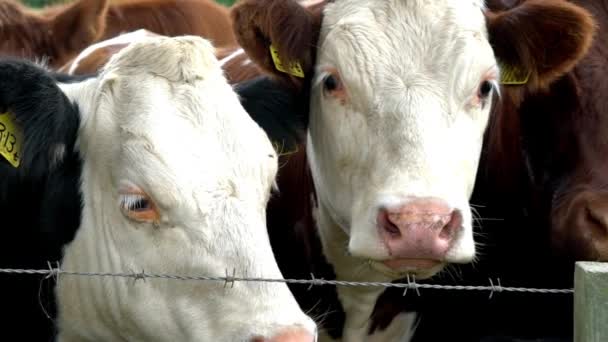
[0,0,237,69]
[228,0,597,340]
[0,36,316,341]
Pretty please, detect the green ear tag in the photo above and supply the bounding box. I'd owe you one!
[499,63,531,85]
[269,44,305,78]
[0,112,22,168]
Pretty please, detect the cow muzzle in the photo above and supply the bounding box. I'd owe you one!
[376,197,462,272]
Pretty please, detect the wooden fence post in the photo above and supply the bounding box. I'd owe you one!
[574,261,608,342]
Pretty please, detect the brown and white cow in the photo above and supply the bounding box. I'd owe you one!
[0,0,237,68]
[229,0,596,340]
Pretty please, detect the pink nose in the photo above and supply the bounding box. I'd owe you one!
[377,197,462,267]
[251,328,315,342]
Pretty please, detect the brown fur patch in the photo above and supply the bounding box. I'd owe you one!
[102,0,236,48]
[0,0,108,67]
[216,46,263,84]
[0,0,236,68]
[51,0,109,53]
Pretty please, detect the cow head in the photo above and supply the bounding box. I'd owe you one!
[232,0,595,280]
[483,0,599,261]
[0,36,316,341]
[0,0,108,68]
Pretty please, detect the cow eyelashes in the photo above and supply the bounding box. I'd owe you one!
[121,194,151,211]
[119,192,160,224]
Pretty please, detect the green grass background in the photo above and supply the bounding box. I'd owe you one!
[21,0,237,8]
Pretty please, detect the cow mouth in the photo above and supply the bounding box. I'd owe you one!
[369,258,444,279]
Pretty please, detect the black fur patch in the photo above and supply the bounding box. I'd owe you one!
[0,58,84,341]
[234,75,308,153]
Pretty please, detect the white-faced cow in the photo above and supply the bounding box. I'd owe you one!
[0,36,316,341]
[229,0,596,340]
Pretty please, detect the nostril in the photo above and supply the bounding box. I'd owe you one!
[585,206,608,235]
[439,210,463,239]
[378,208,401,237]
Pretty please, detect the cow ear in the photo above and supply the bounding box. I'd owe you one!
[0,59,80,180]
[486,0,596,90]
[230,0,325,90]
[50,0,109,54]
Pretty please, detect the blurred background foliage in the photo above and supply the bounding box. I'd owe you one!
[20,0,237,8]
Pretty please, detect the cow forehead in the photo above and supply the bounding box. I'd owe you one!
[322,0,486,32]
[68,61,275,207]
[318,0,491,90]
[99,75,274,184]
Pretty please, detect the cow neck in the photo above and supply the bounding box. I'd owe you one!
[269,143,403,340]
[314,194,406,340]
[266,145,342,339]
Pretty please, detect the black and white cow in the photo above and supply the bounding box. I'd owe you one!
[0,36,316,341]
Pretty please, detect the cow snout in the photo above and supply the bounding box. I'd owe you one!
[377,197,462,269]
[585,202,608,234]
[251,327,316,342]
[553,190,608,261]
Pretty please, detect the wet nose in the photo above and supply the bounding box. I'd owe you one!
[377,197,462,268]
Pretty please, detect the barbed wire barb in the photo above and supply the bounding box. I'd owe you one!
[308,273,317,291]
[410,274,421,296]
[134,269,147,283]
[489,278,501,299]
[45,261,59,281]
[224,268,236,289]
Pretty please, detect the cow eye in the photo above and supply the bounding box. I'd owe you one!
[479,80,494,99]
[321,71,346,103]
[323,74,339,92]
[119,191,160,224]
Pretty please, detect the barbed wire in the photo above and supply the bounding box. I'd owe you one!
[0,264,574,298]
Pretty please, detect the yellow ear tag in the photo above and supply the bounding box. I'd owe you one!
[269,44,305,78]
[0,112,22,168]
[499,63,531,85]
